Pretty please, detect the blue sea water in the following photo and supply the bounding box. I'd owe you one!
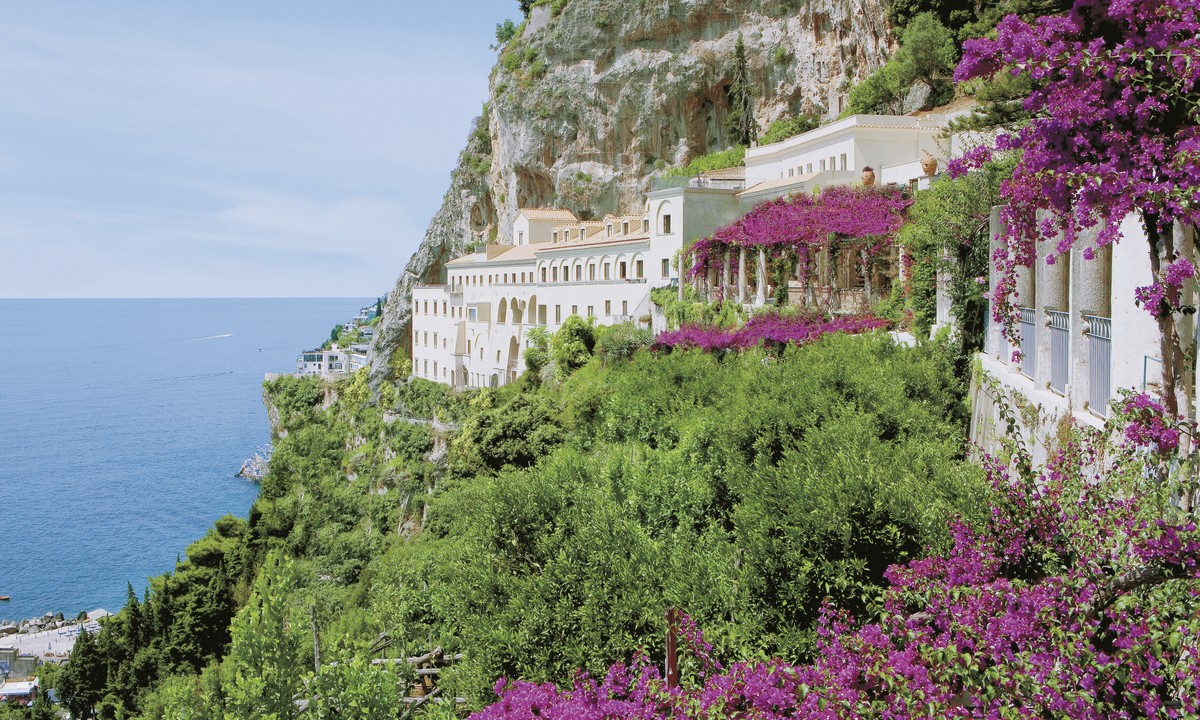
[0,298,371,621]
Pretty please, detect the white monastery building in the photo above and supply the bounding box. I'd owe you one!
[412,113,959,389]
[412,110,1178,414]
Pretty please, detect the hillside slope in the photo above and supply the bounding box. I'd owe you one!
[369,0,894,391]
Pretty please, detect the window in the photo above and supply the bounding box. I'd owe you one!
[807,163,812,174]
[662,214,672,234]
[571,305,578,316]
[622,300,628,315]
[607,224,613,237]
[433,332,438,346]
[619,261,627,279]
[518,231,524,244]
[820,159,826,171]
[575,265,582,281]
[587,305,594,317]
[433,303,438,316]
[541,267,547,282]
[442,301,447,314]
[829,156,836,170]
[788,168,794,177]
[840,153,848,171]
[468,307,477,321]
[433,361,438,376]
[662,258,670,277]
[604,263,611,280]
[496,350,501,362]
[622,221,629,235]
[503,273,508,283]
[589,264,596,280]
[605,300,611,315]
[643,219,650,233]
[552,267,558,282]
[423,300,428,314]
[553,231,559,242]
[423,332,428,346]
[467,340,472,355]
[636,260,644,278]
[555,305,561,323]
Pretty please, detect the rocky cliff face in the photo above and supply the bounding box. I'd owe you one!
[370,0,893,391]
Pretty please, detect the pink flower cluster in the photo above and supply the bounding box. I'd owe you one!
[953,0,1200,335]
[686,186,911,281]
[1119,392,1183,453]
[652,314,890,353]
[472,433,1200,719]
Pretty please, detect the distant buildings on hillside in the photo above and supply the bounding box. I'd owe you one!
[293,299,383,378]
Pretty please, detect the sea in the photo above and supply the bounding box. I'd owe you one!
[0,298,371,622]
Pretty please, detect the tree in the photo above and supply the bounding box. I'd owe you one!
[57,630,105,719]
[492,19,519,50]
[888,12,957,88]
[953,0,1200,419]
[523,325,550,376]
[307,655,402,720]
[725,34,758,146]
[900,155,1017,358]
[549,315,595,379]
[221,553,303,720]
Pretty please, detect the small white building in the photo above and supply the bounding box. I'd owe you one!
[296,345,352,378]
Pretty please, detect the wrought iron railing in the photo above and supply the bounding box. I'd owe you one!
[1048,310,1069,393]
[1019,307,1037,378]
[1086,315,1112,416]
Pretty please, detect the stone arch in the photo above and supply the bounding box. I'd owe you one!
[510,297,522,324]
[528,294,540,324]
[497,297,508,323]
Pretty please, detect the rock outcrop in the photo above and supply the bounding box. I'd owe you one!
[370,0,894,392]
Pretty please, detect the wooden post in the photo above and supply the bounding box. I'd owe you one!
[665,607,679,690]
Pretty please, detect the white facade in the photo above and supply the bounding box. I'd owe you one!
[297,345,352,378]
[744,114,948,190]
[969,207,1182,464]
[412,207,697,389]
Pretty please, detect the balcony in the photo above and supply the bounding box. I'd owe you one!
[1085,315,1112,416]
[1019,307,1037,378]
[1048,310,1069,394]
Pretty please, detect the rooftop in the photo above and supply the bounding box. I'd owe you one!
[518,208,579,222]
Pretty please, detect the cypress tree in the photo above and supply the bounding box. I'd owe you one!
[726,34,758,146]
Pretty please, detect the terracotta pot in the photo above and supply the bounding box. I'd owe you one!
[861,167,876,186]
[921,155,938,176]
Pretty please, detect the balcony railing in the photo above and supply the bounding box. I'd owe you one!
[1019,307,1037,378]
[1086,315,1112,416]
[1048,310,1069,394]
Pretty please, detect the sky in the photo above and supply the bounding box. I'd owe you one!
[0,1,520,298]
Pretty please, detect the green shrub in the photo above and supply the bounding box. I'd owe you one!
[662,146,747,180]
[593,322,653,363]
[761,114,819,145]
[549,314,596,379]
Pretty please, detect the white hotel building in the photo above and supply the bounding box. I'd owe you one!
[412,114,970,389]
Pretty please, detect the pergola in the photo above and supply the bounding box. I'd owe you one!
[685,185,912,313]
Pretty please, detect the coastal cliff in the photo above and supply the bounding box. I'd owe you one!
[369,0,894,392]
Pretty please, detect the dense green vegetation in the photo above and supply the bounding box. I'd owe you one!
[843,12,958,115]
[760,114,820,145]
[660,146,747,181]
[45,326,984,719]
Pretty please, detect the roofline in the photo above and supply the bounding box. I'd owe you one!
[534,236,650,254]
[745,114,948,164]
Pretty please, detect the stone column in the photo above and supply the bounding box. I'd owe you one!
[1035,226,1069,391]
[723,252,732,301]
[756,247,767,306]
[738,247,747,304]
[1070,234,1111,413]
[707,265,717,302]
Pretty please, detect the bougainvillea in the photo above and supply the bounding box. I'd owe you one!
[652,313,890,353]
[471,404,1200,719]
[951,0,1200,415]
[685,186,912,282]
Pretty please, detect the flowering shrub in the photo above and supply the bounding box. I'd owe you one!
[652,314,890,353]
[686,186,911,281]
[951,0,1200,415]
[472,426,1200,719]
